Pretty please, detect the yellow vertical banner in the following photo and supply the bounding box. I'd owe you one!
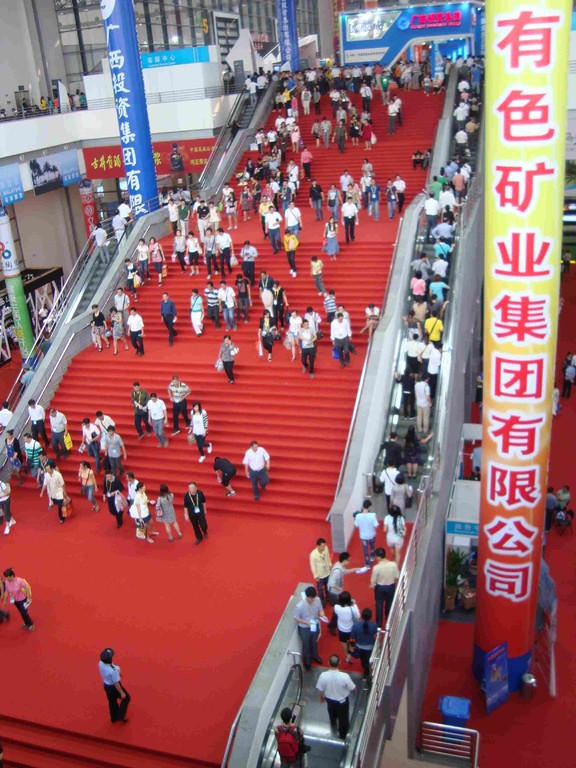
[474,2,571,691]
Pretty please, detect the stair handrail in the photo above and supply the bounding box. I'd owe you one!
[221,706,244,768]
[198,89,250,190]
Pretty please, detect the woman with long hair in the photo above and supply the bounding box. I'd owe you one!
[403,425,433,479]
[350,607,378,679]
[155,483,183,542]
[148,237,165,287]
[130,481,158,543]
[334,590,360,663]
[225,192,238,230]
[189,401,212,463]
[109,307,129,355]
[390,472,412,514]
[323,216,340,261]
[186,230,202,277]
[383,505,406,565]
[136,237,150,282]
[258,309,276,363]
[174,228,187,273]
[78,459,99,511]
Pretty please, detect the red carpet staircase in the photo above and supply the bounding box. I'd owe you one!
[3,88,442,768]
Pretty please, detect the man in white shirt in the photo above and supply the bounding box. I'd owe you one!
[112,212,125,244]
[388,99,399,134]
[217,281,237,331]
[0,478,15,536]
[341,199,359,244]
[379,463,400,512]
[118,201,131,221]
[247,77,257,105]
[126,308,145,356]
[266,129,277,150]
[331,313,352,367]
[265,206,283,254]
[240,241,258,285]
[215,228,234,276]
[147,393,169,447]
[423,193,440,242]
[355,499,379,565]
[453,102,469,129]
[415,375,432,434]
[285,201,302,235]
[49,408,68,459]
[316,655,356,740]
[81,417,101,470]
[0,401,13,434]
[113,288,130,326]
[27,399,48,447]
[243,440,270,500]
[439,187,458,211]
[256,73,267,96]
[432,257,449,279]
[394,175,406,213]
[92,224,108,262]
[426,344,442,399]
[339,171,353,193]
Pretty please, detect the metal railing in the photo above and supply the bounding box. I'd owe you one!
[334,214,405,499]
[0,85,243,123]
[419,722,480,767]
[198,89,249,190]
[221,707,244,768]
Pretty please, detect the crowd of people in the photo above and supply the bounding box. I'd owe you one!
[0,56,483,751]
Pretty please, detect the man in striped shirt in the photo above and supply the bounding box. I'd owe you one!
[23,433,43,485]
[204,282,220,328]
[323,290,337,323]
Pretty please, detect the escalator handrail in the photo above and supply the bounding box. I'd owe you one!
[255,663,304,768]
[198,90,249,188]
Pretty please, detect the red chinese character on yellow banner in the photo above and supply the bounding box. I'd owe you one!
[495,89,556,142]
[484,516,539,556]
[493,355,545,399]
[491,292,550,343]
[495,10,561,70]
[488,463,540,508]
[484,560,533,602]
[493,161,555,214]
[488,412,546,457]
[494,230,553,279]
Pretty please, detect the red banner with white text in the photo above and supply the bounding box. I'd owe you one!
[83,139,216,179]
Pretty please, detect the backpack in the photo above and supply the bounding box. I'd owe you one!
[276,725,300,763]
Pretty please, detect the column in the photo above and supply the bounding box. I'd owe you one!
[276,0,300,73]
[101,0,159,218]
[0,208,36,359]
[474,0,571,692]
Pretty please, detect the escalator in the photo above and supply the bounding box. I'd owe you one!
[256,665,368,768]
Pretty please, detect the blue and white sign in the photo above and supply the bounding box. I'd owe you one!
[0,163,25,204]
[340,2,480,66]
[102,0,158,218]
[29,150,81,196]
[141,47,210,69]
[276,0,300,72]
[484,642,509,714]
[446,520,480,537]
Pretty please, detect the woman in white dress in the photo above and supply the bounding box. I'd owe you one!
[383,505,406,565]
[334,591,360,663]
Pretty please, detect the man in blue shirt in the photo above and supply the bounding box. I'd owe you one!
[368,181,381,221]
[98,648,130,723]
[160,292,178,346]
[354,499,379,565]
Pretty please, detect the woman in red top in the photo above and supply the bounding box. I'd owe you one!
[1,568,34,630]
[362,121,373,151]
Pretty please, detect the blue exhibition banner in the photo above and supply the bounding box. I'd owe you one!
[101,0,158,218]
[141,47,210,69]
[276,0,300,72]
[340,2,480,66]
[0,163,25,204]
[29,150,81,196]
[484,642,510,714]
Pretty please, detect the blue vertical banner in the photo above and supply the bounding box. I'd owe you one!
[276,0,300,72]
[101,0,159,218]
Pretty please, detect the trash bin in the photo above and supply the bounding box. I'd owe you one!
[520,673,537,700]
[438,696,471,728]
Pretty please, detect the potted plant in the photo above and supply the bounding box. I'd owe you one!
[444,548,466,611]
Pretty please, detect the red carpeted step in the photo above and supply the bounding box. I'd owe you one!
[3,88,443,767]
[0,716,216,768]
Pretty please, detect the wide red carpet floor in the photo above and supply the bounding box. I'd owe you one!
[0,88,442,766]
[422,270,576,766]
